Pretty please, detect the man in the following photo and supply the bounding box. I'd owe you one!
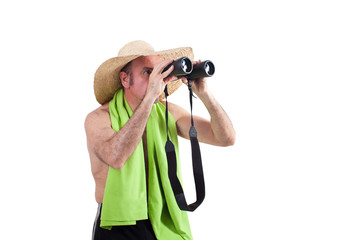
[85,40,235,240]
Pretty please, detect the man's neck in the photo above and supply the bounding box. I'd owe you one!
[124,91,158,112]
[124,91,142,111]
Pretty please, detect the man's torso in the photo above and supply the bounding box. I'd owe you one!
[88,102,150,203]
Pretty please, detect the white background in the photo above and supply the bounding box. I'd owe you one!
[1,0,359,239]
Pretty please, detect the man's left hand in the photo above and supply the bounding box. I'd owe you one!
[181,60,209,97]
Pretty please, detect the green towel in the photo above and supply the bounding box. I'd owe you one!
[100,89,193,240]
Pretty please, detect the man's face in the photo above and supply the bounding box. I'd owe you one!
[123,55,162,101]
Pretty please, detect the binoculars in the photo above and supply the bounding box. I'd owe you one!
[163,57,215,79]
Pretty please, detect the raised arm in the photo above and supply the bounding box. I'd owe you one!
[85,58,176,169]
[167,65,236,147]
[167,92,235,147]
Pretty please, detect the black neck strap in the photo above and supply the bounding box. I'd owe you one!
[164,80,205,212]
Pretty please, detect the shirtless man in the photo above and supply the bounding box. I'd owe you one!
[85,41,235,240]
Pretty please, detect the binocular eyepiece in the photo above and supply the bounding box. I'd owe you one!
[163,57,215,80]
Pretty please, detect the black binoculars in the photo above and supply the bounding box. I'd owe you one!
[162,57,215,79]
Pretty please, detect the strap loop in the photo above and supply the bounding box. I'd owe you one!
[164,79,205,212]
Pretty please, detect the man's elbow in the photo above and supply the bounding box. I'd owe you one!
[218,134,236,147]
[109,157,125,170]
[100,151,125,170]
[111,162,124,170]
[224,135,236,146]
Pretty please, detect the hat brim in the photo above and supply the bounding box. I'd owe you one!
[94,47,194,105]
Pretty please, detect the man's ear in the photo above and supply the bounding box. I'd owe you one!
[120,71,129,88]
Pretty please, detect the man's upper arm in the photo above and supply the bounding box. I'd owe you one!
[167,102,220,146]
[85,109,116,163]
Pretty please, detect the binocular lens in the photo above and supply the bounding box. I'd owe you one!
[181,58,192,74]
[163,57,193,76]
[181,59,189,72]
[204,61,215,75]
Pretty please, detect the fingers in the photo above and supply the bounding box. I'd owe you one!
[161,64,174,79]
[193,59,202,65]
[154,58,174,75]
[162,76,177,86]
[146,59,176,99]
[180,76,188,84]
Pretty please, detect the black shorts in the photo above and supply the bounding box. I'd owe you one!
[92,204,157,240]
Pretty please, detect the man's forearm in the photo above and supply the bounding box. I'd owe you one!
[198,91,236,146]
[100,96,154,169]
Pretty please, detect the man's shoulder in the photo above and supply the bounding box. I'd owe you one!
[88,102,110,116]
[85,102,110,128]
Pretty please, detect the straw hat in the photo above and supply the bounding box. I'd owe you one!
[94,40,194,104]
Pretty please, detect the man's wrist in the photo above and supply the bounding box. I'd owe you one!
[197,89,212,102]
[142,94,154,106]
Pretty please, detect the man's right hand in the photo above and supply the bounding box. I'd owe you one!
[145,58,178,101]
